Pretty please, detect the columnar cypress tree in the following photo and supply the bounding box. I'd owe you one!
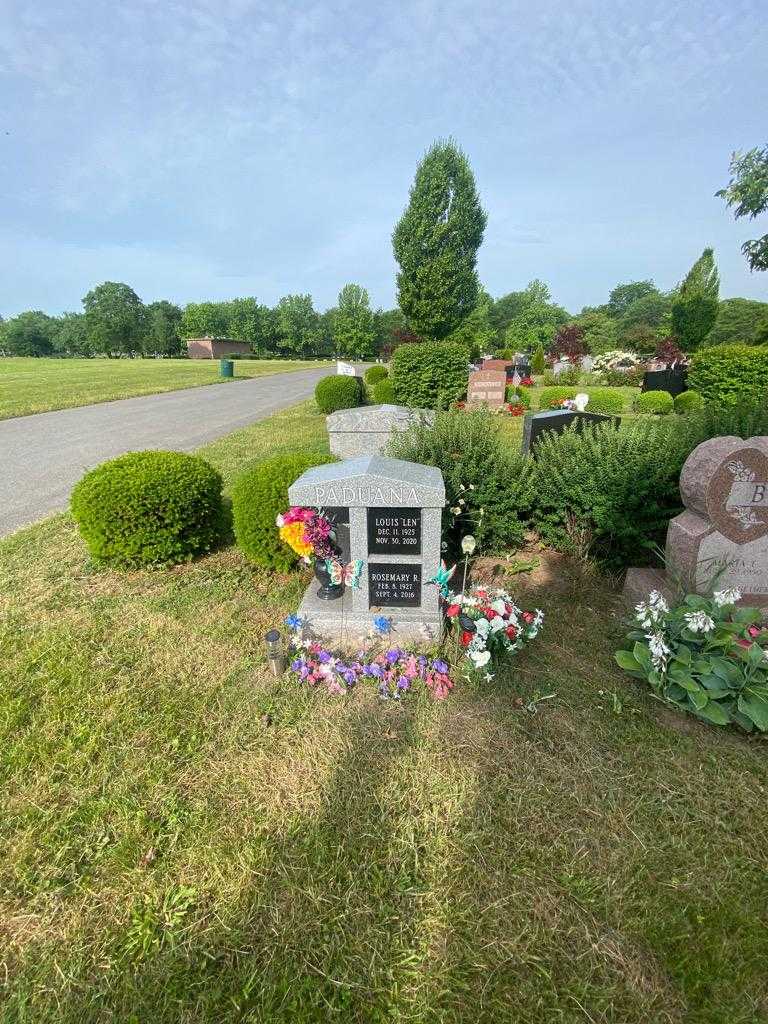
[392,139,487,340]
[671,247,720,351]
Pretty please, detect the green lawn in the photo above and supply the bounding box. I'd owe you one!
[2,402,767,1023]
[0,357,330,420]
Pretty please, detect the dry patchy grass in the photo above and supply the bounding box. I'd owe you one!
[1,405,767,1023]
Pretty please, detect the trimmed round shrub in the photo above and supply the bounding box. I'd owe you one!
[674,390,705,414]
[71,451,224,568]
[364,364,389,386]
[635,390,673,415]
[315,374,364,414]
[687,344,768,404]
[505,386,531,408]
[373,378,396,404]
[232,452,336,570]
[391,341,469,409]
[538,386,577,408]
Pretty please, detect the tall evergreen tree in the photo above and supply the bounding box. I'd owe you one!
[671,248,720,351]
[392,139,487,340]
[333,284,376,358]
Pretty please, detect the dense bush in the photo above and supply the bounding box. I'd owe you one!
[364,365,389,385]
[315,374,364,414]
[687,344,768,404]
[373,378,396,404]
[505,386,531,408]
[531,342,546,374]
[674,390,705,414]
[386,407,533,557]
[600,366,645,388]
[232,452,336,570]
[538,387,625,414]
[529,401,768,568]
[71,451,224,568]
[543,366,580,386]
[391,341,469,409]
[635,390,673,415]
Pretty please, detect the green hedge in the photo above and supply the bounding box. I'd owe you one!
[506,386,531,408]
[373,379,396,404]
[528,401,768,569]
[391,341,469,409]
[674,390,705,414]
[315,374,364,414]
[364,365,389,385]
[635,390,673,415]
[537,387,624,414]
[232,452,336,570]
[387,407,532,557]
[71,451,224,568]
[687,344,768,404]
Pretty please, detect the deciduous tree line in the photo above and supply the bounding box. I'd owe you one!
[3,139,766,359]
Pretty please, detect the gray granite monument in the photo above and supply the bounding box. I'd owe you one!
[327,404,434,459]
[287,455,446,642]
[624,435,768,613]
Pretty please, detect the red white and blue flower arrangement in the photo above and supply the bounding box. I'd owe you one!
[445,586,544,673]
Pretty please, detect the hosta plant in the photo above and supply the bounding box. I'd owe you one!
[616,589,768,732]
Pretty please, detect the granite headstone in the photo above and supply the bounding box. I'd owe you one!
[521,409,620,456]
[327,404,434,459]
[624,436,768,613]
[467,369,507,408]
[287,455,446,642]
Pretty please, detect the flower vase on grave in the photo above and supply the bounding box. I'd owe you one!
[313,557,344,601]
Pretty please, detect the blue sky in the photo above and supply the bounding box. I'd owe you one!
[2,0,767,319]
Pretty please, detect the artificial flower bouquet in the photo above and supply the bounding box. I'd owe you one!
[445,585,543,674]
[277,506,335,563]
[517,376,534,387]
[284,614,454,700]
[616,589,768,732]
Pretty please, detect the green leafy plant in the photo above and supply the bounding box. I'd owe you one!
[372,378,396,404]
[386,406,533,557]
[505,386,531,408]
[635,390,673,415]
[616,589,768,732]
[531,342,546,374]
[674,390,705,414]
[314,374,364,414]
[232,452,336,570]
[687,344,768,404]
[391,340,469,409]
[70,451,224,568]
[364,364,389,386]
[543,366,580,386]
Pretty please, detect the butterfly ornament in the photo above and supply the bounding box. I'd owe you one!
[326,559,364,589]
[427,560,456,599]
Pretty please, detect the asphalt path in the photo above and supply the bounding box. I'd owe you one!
[0,365,337,537]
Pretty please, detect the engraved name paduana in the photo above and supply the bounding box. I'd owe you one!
[310,484,419,507]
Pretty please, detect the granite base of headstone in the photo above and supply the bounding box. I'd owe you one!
[642,368,687,397]
[623,435,768,616]
[327,404,435,459]
[521,410,620,456]
[287,455,446,643]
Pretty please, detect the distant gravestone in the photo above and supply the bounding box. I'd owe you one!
[521,410,620,457]
[642,368,687,397]
[327,404,434,459]
[467,369,507,408]
[287,455,446,642]
[336,360,358,377]
[624,436,768,612]
[553,360,572,376]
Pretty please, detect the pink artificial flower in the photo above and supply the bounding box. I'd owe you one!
[446,603,461,617]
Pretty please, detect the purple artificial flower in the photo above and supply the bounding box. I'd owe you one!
[365,663,384,678]
[432,659,449,674]
[290,658,303,672]
[318,651,332,664]
[385,648,402,664]
[396,676,411,690]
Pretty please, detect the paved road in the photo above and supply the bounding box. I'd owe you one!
[0,366,338,537]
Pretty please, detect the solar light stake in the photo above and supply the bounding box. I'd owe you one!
[265,629,286,677]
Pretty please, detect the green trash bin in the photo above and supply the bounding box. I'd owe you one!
[219,358,234,378]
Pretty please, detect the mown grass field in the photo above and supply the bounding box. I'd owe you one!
[2,401,767,1023]
[0,358,330,420]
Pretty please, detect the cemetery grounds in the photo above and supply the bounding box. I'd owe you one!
[0,357,331,420]
[1,400,767,1023]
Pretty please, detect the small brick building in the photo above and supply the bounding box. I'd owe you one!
[186,337,252,359]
